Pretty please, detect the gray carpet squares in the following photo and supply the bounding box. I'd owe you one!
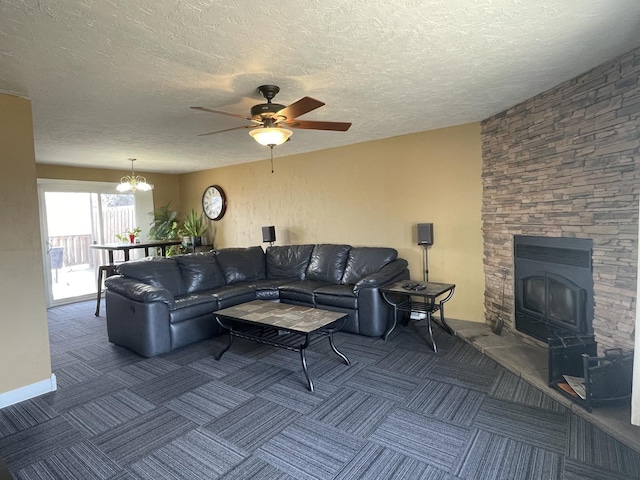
[1,300,640,479]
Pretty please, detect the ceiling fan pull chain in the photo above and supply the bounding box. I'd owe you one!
[270,145,274,173]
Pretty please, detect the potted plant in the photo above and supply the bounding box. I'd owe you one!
[182,209,208,247]
[127,227,141,243]
[148,202,184,255]
[115,227,141,244]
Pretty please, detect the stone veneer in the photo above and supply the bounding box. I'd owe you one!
[481,47,640,351]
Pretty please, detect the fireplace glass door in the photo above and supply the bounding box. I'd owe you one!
[518,273,587,340]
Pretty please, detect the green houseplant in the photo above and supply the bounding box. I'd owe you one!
[115,227,141,244]
[182,209,208,247]
[148,203,183,255]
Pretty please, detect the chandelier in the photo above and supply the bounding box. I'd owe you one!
[116,158,151,193]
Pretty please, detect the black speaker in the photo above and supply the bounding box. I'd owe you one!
[262,226,276,243]
[417,223,434,245]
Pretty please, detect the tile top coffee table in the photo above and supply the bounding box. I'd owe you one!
[213,300,350,391]
[380,281,455,352]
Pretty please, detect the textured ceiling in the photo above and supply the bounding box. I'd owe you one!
[1,1,639,174]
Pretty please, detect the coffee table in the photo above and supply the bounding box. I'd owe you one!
[213,300,350,391]
[380,281,455,352]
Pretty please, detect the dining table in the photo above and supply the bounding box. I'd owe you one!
[90,239,183,264]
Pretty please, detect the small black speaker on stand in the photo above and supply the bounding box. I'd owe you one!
[417,223,433,282]
[417,223,434,246]
[262,226,276,247]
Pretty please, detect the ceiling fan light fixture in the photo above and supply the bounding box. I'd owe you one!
[249,127,292,147]
[117,158,152,193]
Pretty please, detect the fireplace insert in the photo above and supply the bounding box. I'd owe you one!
[514,235,593,342]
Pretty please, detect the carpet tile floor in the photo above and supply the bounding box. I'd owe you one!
[0,300,639,479]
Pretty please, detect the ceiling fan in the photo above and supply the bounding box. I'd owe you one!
[191,85,351,148]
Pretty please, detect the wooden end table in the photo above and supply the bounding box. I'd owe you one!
[380,281,456,352]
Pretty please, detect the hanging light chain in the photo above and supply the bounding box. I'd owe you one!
[269,146,274,173]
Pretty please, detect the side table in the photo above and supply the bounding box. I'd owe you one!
[380,281,456,352]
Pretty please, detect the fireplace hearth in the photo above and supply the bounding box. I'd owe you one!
[514,235,594,343]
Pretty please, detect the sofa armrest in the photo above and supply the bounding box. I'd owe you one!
[105,276,175,307]
[353,259,409,293]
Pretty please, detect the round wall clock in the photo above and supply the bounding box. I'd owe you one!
[202,185,227,221]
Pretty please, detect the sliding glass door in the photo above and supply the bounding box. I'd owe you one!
[38,179,153,307]
[43,191,100,303]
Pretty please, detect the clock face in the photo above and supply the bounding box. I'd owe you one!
[202,185,226,221]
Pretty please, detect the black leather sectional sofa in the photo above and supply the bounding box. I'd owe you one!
[104,244,409,357]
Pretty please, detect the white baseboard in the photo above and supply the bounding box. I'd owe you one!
[0,374,57,409]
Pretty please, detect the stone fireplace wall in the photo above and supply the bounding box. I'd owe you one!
[481,47,640,351]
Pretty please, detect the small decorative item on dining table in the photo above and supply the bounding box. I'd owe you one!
[115,227,141,244]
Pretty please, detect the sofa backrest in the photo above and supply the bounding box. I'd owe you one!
[214,246,266,284]
[174,252,226,293]
[266,245,315,280]
[305,244,351,283]
[116,257,187,296]
[341,247,398,285]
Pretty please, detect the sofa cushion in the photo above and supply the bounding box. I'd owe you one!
[105,276,176,307]
[305,244,351,283]
[250,279,293,300]
[209,284,256,309]
[170,293,218,324]
[174,253,226,293]
[278,280,332,304]
[266,245,314,279]
[341,247,398,285]
[314,284,358,310]
[214,246,266,285]
[116,257,186,296]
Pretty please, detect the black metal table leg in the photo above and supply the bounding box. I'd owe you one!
[95,268,104,317]
[436,288,455,334]
[300,334,313,391]
[426,311,437,353]
[329,333,350,365]
[214,334,233,360]
[300,348,314,392]
[439,302,454,335]
[214,317,234,360]
[381,292,398,341]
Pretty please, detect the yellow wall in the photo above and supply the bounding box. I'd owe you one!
[179,123,485,322]
[36,164,181,213]
[0,94,52,393]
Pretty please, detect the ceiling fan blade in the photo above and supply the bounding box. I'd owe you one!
[276,97,325,120]
[198,125,257,136]
[284,119,352,131]
[191,106,251,121]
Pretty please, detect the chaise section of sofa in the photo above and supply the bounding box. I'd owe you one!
[105,255,223,357]
[105,244,409,357]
